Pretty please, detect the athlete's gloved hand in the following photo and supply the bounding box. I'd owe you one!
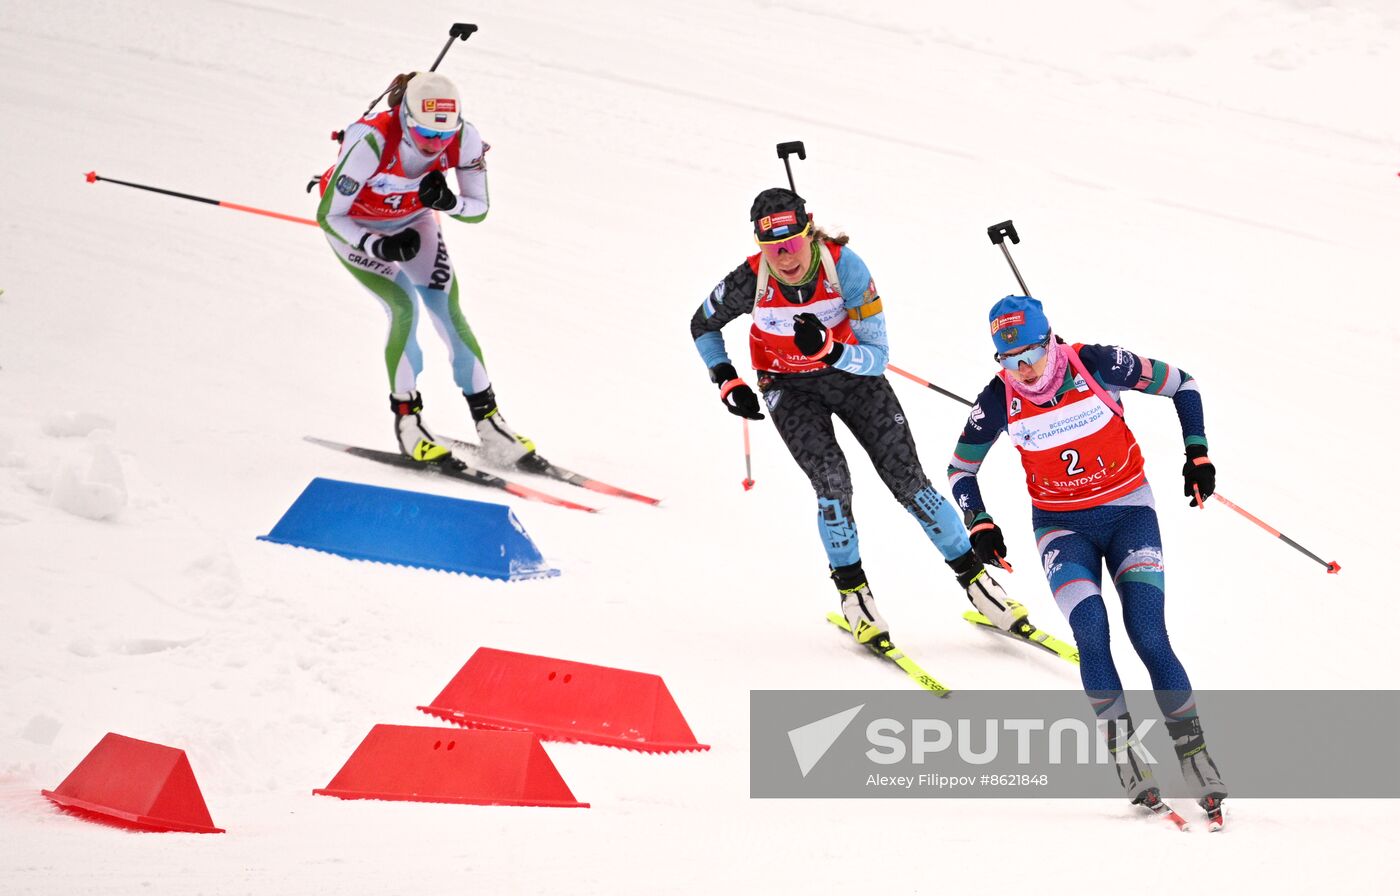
[792,312,844,364]
[417,170,458,212]
[968,515,1009,566]
[710,363,764,420]
[1183,444,1215,507]
[370,229,421,263]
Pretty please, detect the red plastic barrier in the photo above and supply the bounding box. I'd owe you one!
[42,733,224,833]
[418,647,709,753]
[313,724,588,808]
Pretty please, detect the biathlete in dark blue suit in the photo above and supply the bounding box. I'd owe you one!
[947,295,1227,818]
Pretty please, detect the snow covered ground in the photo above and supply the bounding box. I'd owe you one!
[2,0,1398,892]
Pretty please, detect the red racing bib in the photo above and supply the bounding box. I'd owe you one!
[1001,346,1145,510]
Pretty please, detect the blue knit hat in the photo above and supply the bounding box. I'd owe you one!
[988,295,1051,354]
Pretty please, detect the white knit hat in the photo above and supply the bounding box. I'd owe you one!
[403,72,461,131]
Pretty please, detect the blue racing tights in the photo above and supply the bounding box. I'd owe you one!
[1033,500,1197,722]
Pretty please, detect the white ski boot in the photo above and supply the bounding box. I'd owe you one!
[948,550,1028,632]
[966,569,1029,632]
[833,563,891,652]
[391,392,451,463]
[466,386,541,468]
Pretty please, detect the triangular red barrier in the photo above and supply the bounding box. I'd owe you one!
[42,733,224,833]
[313,725,588,808]
[417,647,710,753]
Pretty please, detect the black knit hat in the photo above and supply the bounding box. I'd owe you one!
[750,187,809,241]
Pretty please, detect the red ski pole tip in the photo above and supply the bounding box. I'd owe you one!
[742,478,755,491]
[1326,561,1341,574]
[84,171,98,183]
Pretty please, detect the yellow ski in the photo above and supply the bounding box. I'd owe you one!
[826,612,952,697]
[962,610,1080,665]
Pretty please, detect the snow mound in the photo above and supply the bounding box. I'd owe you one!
[41,411,116,438]
[50,441,127,521]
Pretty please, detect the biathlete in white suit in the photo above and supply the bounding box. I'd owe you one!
[316,71,538,468]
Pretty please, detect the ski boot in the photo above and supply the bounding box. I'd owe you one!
[823,562,890,655]
[832,563,892,655]
[947,549,1029,632]
[1106,714,1157,803]
[466,386,545,471]
[391,391,451,462]
[1107,715,1191,829]
[1167,717,1228,831]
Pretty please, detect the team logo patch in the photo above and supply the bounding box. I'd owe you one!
[863,278,877,301]
[1000,327,1020,344]
[760,210,798,233]
[991,311,1026,334]
[422,98,457,113]
[1009,397,1021,416]
[335,174,361,196]
[970,403,985,423]
[764,389,783,410]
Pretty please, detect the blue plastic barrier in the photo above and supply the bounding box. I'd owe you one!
[258,478,558,581]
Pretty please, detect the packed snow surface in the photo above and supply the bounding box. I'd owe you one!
[2,1,1397,892]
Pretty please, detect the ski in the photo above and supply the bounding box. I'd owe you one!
[448,438,661,506]
[1139,790,1191,832]
[826,612,951,697]
[304,437,599,513]
[962,611,1080,665]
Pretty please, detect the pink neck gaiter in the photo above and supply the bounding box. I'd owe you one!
[1008,337,1069,405]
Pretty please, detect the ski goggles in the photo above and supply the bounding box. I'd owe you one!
[756,222,813,256]
[995,336,1051,370]
[410,123,457,141]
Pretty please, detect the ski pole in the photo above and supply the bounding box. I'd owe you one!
[357,23,480,121]
[777,143,981,412]
[885,364,974,407]
[84,172,317,226]
[776,141,805,192]
[1210,492,1341,574]
[741,418,755,491]
[987,220,1032,295]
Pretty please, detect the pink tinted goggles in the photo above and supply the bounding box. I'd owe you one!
[409,124,457,152]
[757,222,812,257]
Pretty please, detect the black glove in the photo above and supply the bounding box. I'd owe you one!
[792,312,844,364]
[370,229,421,262]
[710,363,764,420]
[1183,444,1216,506]
[968,515,1009,566]
[417,170,458,212]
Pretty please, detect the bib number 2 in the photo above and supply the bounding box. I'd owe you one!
[1060,448,1108,476]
